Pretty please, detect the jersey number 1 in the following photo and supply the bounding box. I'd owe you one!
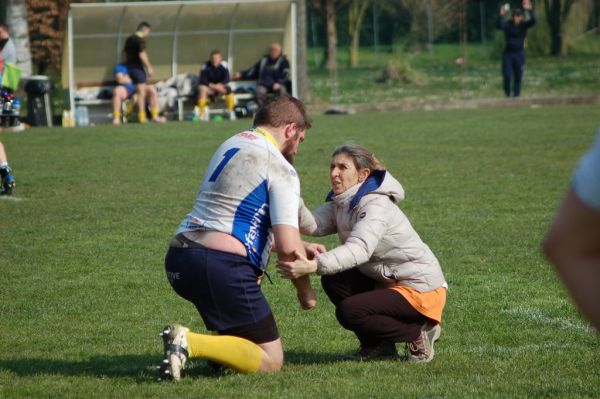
[209,147,240,182]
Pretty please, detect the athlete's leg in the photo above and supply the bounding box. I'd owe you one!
[513,51,525,97]
[0,141,7,165]
[136,83,147,123]
[256,85,269,106]
[197,85,209,117]
[501,52,512,97]
[112,86,128,125]
[146,86,165,123]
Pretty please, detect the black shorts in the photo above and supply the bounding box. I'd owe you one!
[164,244,279,344]
[127,65,147,84]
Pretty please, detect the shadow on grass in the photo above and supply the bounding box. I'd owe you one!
[0,351,352,381]
[0,354,222,382]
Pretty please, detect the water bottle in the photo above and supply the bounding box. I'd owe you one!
[75,107,83,126]
[12,98,20,116]
[82,106,89,126]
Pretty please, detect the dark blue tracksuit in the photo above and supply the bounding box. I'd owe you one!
[497,11,536,97]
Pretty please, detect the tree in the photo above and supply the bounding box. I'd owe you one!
[26,0,69,74]
[296,0,312,102]
[347,0,369,67]
[314,0,339,70]
[399,0,461,51]
[5,0,32,78]
[543,0,579,56]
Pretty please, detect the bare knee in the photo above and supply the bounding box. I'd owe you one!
[258,339,284,373]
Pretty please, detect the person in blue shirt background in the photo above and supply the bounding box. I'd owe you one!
[111,63,165,125]
[497,0,536,97]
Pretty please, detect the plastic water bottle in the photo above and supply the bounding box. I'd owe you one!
[81,106,89,126]
[12,98,20,116]
[75,107,83,126]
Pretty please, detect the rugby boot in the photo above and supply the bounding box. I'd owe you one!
[343,341,399,361]
[158,324,189,382]
[406,322,441,363]
[0,166,15,195]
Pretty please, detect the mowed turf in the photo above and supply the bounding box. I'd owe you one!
[1,105,599,398]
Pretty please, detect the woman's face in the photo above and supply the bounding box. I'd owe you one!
[330,153,370,195]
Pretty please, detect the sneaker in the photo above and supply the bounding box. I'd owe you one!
[344,341,399,361]
[406,322,442,363]
[158,324,190,382]
[0,167,15,196]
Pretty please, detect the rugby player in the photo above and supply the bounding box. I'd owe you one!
[197,50,235,121]
[159,95,319,381]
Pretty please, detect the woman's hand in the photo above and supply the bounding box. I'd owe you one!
[277,250,318,279]
[304,242,326,260]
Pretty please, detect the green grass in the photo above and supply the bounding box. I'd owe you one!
[309,44,600,105]
[1,105,600,398]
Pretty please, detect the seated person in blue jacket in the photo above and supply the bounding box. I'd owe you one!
[232,42,290,106]
[112,63,165,125]
[496,0,536,97]
[197,50,235,120]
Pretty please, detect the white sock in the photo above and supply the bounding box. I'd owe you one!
[0,162,8,169]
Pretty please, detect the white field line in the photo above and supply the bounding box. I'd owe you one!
[501,307,594,334]
[0,195,25,202]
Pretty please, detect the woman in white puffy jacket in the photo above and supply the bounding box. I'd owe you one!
[277,144,447,362]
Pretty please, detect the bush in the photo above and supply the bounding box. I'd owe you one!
[378,58,427,85]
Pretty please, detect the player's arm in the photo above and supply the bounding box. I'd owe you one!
[115,72,129,85]
[272,225,316,310]
[139,51,154,77]
[543,190,600,330]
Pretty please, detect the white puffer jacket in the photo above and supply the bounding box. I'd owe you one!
[299,170,446,292]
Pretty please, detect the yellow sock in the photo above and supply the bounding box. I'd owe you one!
[138,112,147,123]
[186,332,262,373]
[151,107,159,119]
[113,111,121,120]
[225,93,235,112]
[198,99,208,115]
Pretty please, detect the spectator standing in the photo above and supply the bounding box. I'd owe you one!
[123,22,158,123]
[496,0,536,97]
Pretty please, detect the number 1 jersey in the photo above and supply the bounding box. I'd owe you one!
[176,129,301,270]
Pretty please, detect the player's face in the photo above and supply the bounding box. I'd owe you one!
[513,14,522,24]
[281,127,305,164]
[269,44,282,59]
[211,53,222,67]
[330,154,369,195]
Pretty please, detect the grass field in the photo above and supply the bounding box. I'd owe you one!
[1,105,599,398]
[308,45,600,105]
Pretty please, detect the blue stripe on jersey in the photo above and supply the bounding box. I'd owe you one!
[231,179,271,269]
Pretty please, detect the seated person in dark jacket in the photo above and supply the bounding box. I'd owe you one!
[197,49,234,120]
[496,0,536,97]
[233,42,290,106]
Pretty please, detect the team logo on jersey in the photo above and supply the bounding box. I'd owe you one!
[359,211,367,219]
[245,203,269,251]
[239,132,258,140]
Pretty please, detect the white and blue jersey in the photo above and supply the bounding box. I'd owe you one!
[177,128,301,270]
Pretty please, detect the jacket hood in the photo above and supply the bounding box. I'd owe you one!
[326,170,405,210]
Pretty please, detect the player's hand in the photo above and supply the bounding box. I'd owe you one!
[147,66,154,78]
[232,72,241,80]
[297,286,317,310]
[277,250,318,279]
[523,0,532,10]
[304,242,326,260]
[272,83,281,91]
[499,5,506,16]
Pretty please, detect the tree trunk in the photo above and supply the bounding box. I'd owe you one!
[348,0,370,68]
[296,0,312,103]
[6,0,32,78]
[544,0,577,56]
[325,0,337,70]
